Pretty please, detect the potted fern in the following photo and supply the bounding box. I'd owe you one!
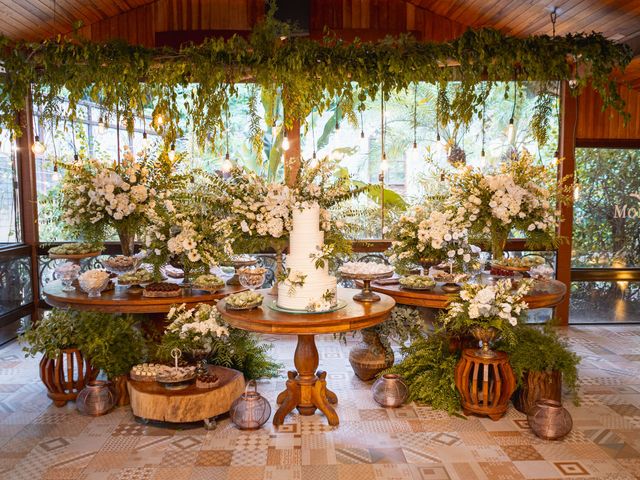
[20,309,98,406]
[497,324,580,414]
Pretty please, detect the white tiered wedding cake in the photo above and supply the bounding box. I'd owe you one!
[277,203,338,311]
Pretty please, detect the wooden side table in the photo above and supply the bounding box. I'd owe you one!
[454,348,516,421]
[217,288,395,427]
[127,366,245,429]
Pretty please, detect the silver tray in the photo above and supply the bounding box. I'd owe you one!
[267,299,347,314]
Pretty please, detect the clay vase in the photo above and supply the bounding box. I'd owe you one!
[39,348,99,407]
[527,399,573,440]
[77,380,116,416]
[372,374,408,407]
[512,370,562,414]
[349,328,394,381]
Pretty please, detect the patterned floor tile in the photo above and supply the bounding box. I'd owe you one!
[2,327,640,479]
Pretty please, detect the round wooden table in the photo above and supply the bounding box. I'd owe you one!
[367,279,567,310]
[43,280,246,314]
[217,287,395,427]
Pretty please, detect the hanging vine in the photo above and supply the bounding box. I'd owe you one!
[0,6,632,142]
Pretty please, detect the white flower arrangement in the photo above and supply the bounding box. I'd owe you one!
[57,147,159,241]
[387,205,477,273]
[445,150,565,259]
[439,278,533,345]
[165,303,229,353]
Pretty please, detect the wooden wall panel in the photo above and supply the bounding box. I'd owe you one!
[77,0,263,47]
[310,0,468,42]
[576,85,640,143]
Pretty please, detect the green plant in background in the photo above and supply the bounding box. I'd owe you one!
[20,309,147,378]
[375,306,428,353]
[73,312,147,378]
[19,308,78,359]
[497,323,581,402]
[385,333,461,415]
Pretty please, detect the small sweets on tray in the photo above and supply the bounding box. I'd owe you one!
[196,373,220,389]
[130,363,163,382]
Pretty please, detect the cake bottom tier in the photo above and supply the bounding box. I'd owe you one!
[277,276,338,311]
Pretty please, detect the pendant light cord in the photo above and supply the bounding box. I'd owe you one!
[413,83,417,147]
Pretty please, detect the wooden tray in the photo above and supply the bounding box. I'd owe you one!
[142,288,182,298]
[49,251,102,260]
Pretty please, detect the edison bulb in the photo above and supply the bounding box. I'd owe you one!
[222,154,233,173]
[507,119,515,142]
[282,136,290,151]
[141,132,150,149]
[407,144,419,162]
[168,143,176,161]
[97,117,107,135]
[380,156,389,172]
[574,183,581,201]
[31,136,45,155]
[155,114,164,125]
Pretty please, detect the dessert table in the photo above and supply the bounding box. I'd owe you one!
[43,280,246,314]
[365,279,567,310]
[217,287,395,427]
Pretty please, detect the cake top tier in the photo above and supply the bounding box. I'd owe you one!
[291,203,321,233]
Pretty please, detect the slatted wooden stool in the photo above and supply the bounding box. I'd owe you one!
[454,348,516,421]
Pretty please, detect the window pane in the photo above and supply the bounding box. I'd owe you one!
[573,148,640,268]
[570,281,640,323]
[0,132,21,244]
[0,251,32,315]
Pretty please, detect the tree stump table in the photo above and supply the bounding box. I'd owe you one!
[454,348,516,421]
[127,366,244,429]
[217,288,395,427]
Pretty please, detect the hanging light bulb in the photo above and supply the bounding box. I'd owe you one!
[31,135,45,155]
[222,152,233,173]
[480,148,486,167]
[507,118,515,142]
[380,153,389,173]
[574,181,581,201]
[553,150,560,163]
[282,129,290,151]
[97,117,107,135]
[310,150,318,168]
[168,143,176,161]
[508,80,517,142]
[155,113,164,126]
[142,131,149,149]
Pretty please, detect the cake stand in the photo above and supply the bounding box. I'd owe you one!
[340,271,394,302]
[225,257,259,285]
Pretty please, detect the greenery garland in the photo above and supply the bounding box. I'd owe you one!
[0,4,631,147]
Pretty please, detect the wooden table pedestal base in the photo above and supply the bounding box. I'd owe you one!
[273,335,339,426]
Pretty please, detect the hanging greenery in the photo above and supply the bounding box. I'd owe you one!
[0,3,632,145]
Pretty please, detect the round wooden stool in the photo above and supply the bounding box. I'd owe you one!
[454,348,516,421]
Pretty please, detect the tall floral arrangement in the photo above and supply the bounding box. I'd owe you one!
[446,150,565,259]
[143,178,235,277]
[439,278,533,346]
[56,147,177,255]
[387,205,477,273]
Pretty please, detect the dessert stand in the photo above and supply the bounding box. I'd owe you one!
[225,257,259,285]
[340,271,393,302]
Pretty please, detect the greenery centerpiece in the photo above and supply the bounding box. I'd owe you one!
[159,303,280,380]
[445,150,566,260]
[439,278,533,355]
[54,147,178,256]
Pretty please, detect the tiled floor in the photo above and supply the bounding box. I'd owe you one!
[2,326,640,479]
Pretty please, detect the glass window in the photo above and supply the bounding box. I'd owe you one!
[570,281,640,324]
[573,148,640,268]
[0,131,21,244]
[0,250,33,315]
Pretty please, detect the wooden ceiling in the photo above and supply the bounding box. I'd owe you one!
[408,1,640,44]
[0,0,155,40]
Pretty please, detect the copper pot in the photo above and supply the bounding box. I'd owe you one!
[230,380,271,430]
[372,374,408,408]
[527,399,573,440]
[77,380,116,416]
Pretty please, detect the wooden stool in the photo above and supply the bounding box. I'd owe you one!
[454,348,516,421]
[127,366,244,429]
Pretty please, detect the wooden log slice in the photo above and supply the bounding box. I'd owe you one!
[127,365,244,423]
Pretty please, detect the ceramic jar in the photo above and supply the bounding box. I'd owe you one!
[349,328,394,381]
[372,374,408,407]
[230,380,271,430]
[527,399,573,440]
[76,380,116,416]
